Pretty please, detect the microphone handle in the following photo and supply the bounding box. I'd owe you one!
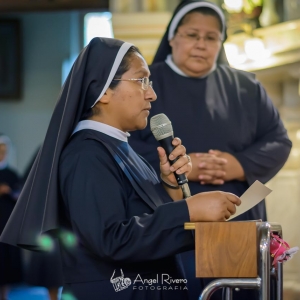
[158,136,189,185]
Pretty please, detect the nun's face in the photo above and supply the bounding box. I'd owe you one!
[0,144,7,162]
[106,53,157,132]
[169,12,222,77]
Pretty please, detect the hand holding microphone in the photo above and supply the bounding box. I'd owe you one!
[157,137,192,189]
[150,114,191,198]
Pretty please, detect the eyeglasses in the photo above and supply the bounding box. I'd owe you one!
[176,31,223,47]
[112,77,153,91]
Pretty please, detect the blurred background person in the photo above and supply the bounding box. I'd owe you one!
[129,1,292,299]
[0,134,22,300]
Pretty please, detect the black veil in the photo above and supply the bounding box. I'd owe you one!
[0,38,133,251]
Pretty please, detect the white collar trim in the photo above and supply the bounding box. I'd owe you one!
[72,120,130,142]
[165,54,216,78]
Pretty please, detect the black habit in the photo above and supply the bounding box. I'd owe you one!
[129,62,292,300]
[129,2,291,298]
[59,128,193,299]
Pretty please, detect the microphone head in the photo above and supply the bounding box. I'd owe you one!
[150,114,173,141]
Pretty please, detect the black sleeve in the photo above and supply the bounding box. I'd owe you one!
[59,145,193,263]
[235,82,292,184]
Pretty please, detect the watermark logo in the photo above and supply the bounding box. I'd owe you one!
[110,269,132,292]
[110,269,188,292]
[133,274,188,291]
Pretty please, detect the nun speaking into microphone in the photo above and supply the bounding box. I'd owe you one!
[0,37,240,300]
[128,1,292,299]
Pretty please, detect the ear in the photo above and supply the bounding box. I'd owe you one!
[99,88,114,104]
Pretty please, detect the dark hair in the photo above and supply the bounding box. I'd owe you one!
[81,46,141,120]
[175,7,223,34]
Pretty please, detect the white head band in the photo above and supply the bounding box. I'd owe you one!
[168,2,225,41]
[91,41,133,107]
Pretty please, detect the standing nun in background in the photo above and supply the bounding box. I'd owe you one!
[0,37,241,300]
[129,1,292,299]
[0,134,22,300]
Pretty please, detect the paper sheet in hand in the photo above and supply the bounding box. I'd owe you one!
[228,180,272,220]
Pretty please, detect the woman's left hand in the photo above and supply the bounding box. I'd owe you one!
[157,137,192,186]
[0,184,11,196]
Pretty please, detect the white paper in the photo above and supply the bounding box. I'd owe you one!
[228,180,272,221]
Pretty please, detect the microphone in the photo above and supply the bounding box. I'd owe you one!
[150,113,191,198]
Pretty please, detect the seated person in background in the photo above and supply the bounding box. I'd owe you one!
[128,1,292,299]
[0,134,22,300]
[0,37,241,300]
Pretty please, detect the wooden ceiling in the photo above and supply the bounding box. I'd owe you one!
[0,0,109,12]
